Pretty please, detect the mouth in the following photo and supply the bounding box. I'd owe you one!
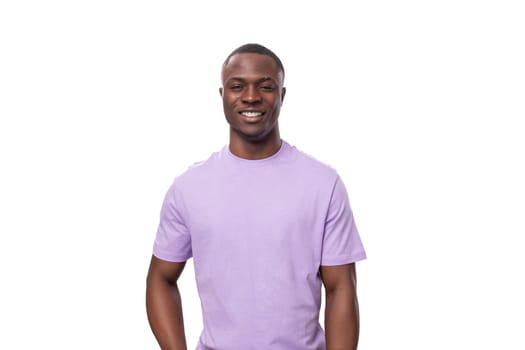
[239,110,265,122]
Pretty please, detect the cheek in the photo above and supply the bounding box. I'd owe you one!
[270,98,282,112]
[223,96,238,108]
[222,97,233,109]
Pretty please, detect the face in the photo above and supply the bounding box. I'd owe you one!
[220,53,286,143]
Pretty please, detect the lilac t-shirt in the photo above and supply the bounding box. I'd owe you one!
[153,140,366,350]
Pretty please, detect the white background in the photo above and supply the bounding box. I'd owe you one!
[1,0,524,349]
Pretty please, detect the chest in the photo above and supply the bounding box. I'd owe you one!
[184,172,330,261]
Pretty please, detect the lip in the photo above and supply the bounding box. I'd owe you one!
[238,110,265,123]
[238,110,265,115]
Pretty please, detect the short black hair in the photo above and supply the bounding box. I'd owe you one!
[223,43,285,81]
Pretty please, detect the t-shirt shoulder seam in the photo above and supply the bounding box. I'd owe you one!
[292,148,339,177]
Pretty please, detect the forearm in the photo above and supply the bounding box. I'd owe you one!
[324,287,360,350]
[146,277,188,350]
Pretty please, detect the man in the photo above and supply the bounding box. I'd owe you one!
[146,43,366,350]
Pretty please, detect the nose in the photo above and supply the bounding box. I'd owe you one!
[241,85,261,104]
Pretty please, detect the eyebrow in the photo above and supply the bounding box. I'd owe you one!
[226,77,274,84]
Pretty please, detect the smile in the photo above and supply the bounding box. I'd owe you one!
[240,111,264,117]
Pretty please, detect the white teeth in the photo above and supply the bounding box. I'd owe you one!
[241,112,262,117]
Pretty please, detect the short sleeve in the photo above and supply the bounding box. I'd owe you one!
[321,176,366,266]
[152,183,192,262]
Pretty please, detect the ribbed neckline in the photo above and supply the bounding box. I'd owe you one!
[224,140,290,167]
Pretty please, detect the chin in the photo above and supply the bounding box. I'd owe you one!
[240,133,268,143]
[234,129,270,143]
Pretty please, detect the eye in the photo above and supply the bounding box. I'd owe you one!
[260,85,275,91]
[229,84,243,91]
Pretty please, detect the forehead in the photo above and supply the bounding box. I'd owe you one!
[222,53,282,83]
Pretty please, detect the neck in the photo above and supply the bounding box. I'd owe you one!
[229,130,282,160]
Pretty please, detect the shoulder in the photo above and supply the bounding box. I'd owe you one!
[170,147,225,189]
[285,141,340,181]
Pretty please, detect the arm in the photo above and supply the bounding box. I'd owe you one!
[320,263,360,350]
[146,255,188,350]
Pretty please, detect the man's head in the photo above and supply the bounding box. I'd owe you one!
[222,43,285,84]
[220,43,286,144]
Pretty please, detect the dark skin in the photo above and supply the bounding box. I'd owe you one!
[219,52,285,160]
[146,52,360,350]
[321,263,361,350]
[146,257,187,350]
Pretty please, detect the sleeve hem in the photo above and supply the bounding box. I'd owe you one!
[153,250,192,263]
[321,251,367,266]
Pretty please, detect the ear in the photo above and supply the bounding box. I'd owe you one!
[219,87,223,97]
[281,87,286,103]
